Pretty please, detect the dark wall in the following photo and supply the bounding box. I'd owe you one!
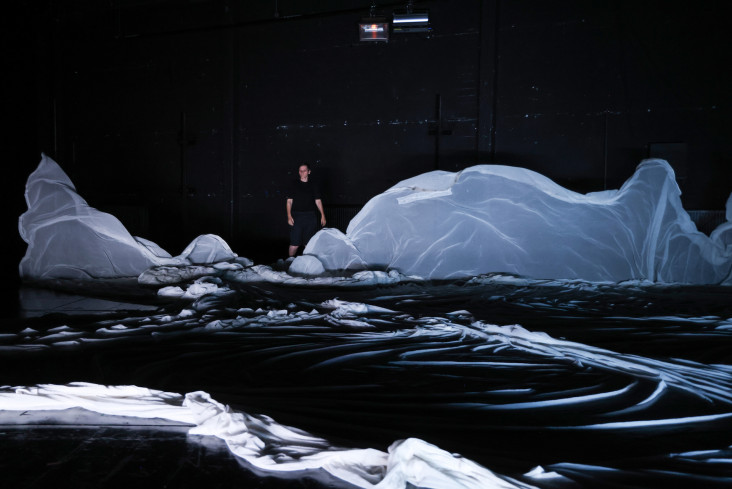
[17,0,731,264]
[494,1,730,198]
[5,3,44,307]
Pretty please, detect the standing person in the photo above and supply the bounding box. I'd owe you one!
[286,163,326,257]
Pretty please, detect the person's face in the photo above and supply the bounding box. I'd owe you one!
[298,165,310,182]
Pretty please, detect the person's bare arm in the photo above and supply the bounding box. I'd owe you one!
[287,199,294,226]
[315,199,326,227]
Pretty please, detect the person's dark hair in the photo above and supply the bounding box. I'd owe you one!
[297,163,311,171]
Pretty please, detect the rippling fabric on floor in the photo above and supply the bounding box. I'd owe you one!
[3,278,732,488]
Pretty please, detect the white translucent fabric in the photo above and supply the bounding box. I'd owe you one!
[289,254,326,276]
[1,382,537,489]
[305,159,732,284]
[18,154,235,280]
[178,234,236,265]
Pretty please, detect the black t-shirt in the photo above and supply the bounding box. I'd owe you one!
[287,179,321,213]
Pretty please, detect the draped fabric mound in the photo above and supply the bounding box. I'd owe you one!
[18,154,732,284]
[18,154,236,280]
[305,160,732,284]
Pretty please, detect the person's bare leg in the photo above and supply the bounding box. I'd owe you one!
[288,245,299,257]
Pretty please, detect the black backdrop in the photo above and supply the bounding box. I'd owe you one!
[8,0,731,272]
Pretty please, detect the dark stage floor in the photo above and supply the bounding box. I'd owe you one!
[2,277,732,489]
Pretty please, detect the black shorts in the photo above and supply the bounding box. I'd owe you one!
[290,211,318,246]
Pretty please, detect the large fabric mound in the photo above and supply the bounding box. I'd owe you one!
[18,154,235,280]
[305,160,732,284]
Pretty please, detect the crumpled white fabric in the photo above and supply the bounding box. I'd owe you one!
[378,438,534,489]
[18,154,237,280]
[2,383,194,424]
[0,382,536,489]
[305,159,732,284]
[185,391,389,487]
[321,299,396,317]
[178,234,236,265]
[289,254,326,276]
